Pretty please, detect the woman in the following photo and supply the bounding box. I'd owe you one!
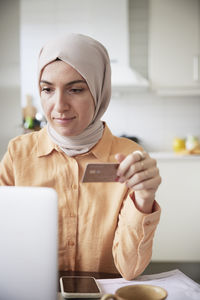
[0,33,161,280]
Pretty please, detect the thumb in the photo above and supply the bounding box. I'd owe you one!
[115,153,126,163]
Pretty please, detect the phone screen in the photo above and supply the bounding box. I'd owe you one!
[61,276,101,294]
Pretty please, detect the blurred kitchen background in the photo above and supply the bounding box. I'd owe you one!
[0,0,200,282]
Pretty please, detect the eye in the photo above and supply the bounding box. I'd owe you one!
[41,87,52,93]
[68,88,84,94]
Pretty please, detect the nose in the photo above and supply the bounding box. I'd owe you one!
[54,90,70,112]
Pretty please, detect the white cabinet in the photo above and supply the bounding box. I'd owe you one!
[152,157,200,261]
[149,0,200,95]
[0,0,20,87]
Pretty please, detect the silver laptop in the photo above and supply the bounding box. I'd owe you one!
[0,186,58,300]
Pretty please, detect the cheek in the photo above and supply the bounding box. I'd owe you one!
[89,105,95,121]
[86,98,95,121]
[82,103,95,124]
[41,98,52,117]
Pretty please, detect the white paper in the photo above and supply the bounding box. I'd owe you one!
[96,269,200,300]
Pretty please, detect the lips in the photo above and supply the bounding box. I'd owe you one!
[53,116,76,124]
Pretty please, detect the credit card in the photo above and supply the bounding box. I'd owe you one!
[82,163,119,182]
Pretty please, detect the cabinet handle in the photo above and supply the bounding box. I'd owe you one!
[193,55,199,81]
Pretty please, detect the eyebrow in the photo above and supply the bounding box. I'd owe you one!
[40,79,87,86]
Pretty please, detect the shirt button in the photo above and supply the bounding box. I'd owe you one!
[145,220,151,226]
[68,240,75,246]
[71,184,78,190]
[69,213,75,217]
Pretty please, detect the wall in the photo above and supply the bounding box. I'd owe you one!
[0,0,20,87]
[0,0,200,160]
[103,93,200,152]
[0,0,22,160]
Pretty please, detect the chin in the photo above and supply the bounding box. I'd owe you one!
[56,128,80,137]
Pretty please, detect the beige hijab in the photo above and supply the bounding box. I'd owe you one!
[38,33,111,156]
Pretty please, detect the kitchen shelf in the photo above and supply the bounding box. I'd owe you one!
[149,152,200,160]
[154,87,200,97]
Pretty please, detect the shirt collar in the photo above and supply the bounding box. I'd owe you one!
[89,123,114,162]
[37,127,58,157]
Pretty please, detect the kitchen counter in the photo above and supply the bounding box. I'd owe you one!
[149,151,200,160]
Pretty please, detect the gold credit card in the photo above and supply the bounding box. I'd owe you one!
[82,163,119,182]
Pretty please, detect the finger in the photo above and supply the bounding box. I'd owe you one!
[120,155,155,181]
[117,150,146,177]
[134,150,145,160]
[122,159,146,180]
[115,154,126,182]
[130,175,161,191]
[115,153,126,163]
[126,167,159,188]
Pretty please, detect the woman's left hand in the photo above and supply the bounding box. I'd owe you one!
[115,151,161,214]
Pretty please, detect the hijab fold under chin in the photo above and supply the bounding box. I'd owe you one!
[47,121,104,157]
[38,33,111,156]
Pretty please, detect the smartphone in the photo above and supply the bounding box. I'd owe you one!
[60,276,102,298]
[82,163,119,182]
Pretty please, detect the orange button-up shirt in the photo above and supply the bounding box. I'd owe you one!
[0,124,161,280]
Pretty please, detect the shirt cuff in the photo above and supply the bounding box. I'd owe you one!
[121,194,161,231]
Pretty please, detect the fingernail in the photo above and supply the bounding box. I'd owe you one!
[118,177,125,183]
[115,176,120,182]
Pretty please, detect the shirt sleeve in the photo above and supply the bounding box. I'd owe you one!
[112,194,161,280]
[0,144,15,186]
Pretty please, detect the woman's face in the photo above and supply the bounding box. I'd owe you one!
[40,60,95,137]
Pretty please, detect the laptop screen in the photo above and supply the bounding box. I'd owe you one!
[0,186,58,300]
